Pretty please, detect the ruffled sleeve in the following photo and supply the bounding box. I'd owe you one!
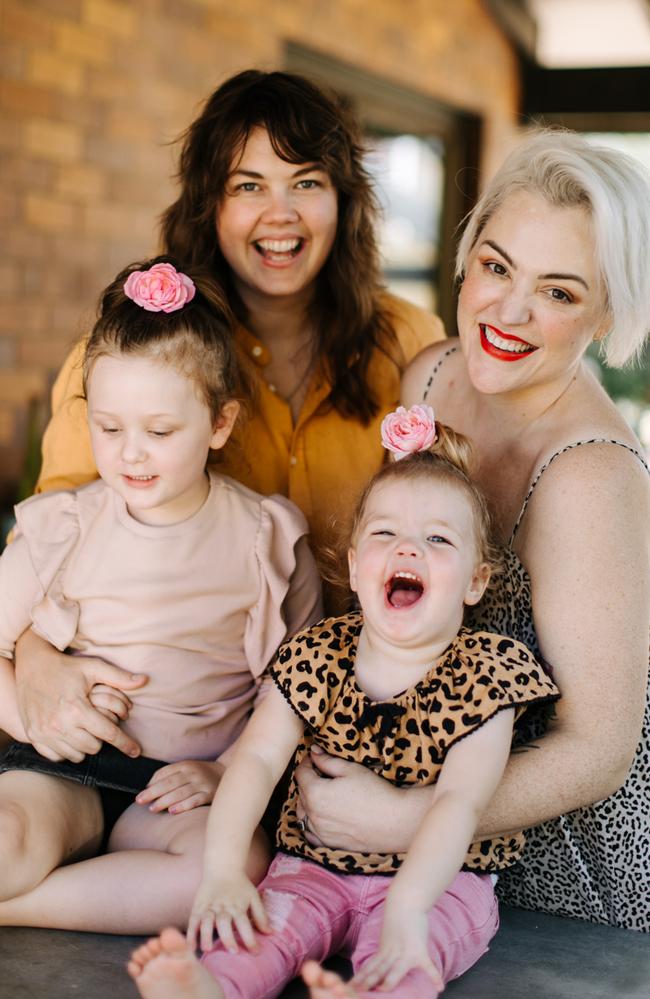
[12,490,82,651]
[245,494,323,678]
[442,630,560,746]
[36,338,97,494]
[269,614,359,730]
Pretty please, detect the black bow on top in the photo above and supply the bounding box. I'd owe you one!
[354,701,407,753]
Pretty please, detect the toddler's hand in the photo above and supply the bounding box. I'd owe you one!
[88,684,132,726]
[352,904,443,993]
[187,872,271,954]
[136,759,224,814]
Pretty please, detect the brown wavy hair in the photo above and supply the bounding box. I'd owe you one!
[83,255,251,427]
[160,69,395,422]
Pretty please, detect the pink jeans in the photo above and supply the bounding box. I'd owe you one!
[201,853,499,998]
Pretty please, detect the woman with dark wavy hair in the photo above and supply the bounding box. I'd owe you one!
[37,69,442,575]
[162,69,399,424]
[8,70,443,933]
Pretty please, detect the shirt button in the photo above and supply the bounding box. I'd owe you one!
[268,383,277,393]
[252,345,263,358]
[290,456,298,466]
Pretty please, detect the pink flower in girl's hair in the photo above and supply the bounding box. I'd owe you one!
[381,404,437,460]
[123,263,196,313]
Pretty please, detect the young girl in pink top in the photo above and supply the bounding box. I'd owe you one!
[128,406,559,999]
[0,258,321,933]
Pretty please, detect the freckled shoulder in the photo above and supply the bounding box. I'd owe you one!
[515,435,649,543]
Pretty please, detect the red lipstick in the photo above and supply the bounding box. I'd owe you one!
[480,324,537,362]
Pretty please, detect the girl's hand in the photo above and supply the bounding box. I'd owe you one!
[352,904,442,993]
[187,873,271,954]
[88,684,132,725]
[136,759,225,814]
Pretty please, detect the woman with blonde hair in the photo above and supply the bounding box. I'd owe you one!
[294,130,650,931]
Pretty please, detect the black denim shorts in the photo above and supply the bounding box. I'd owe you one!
[0,741,166,845]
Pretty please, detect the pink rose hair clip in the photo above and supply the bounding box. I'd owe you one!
[124,262,196,313]
[381,404,437,460]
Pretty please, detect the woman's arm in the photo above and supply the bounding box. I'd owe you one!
[479,443,649,835]
[0,514,146,762]
[0,535,40,742]
[0,658,28,742]
[36,339,97,494]
[188,684,303,951]
[297,444,649,851]
[353,710,515,992]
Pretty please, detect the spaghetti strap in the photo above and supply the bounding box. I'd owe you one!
[421,344,458,402]
[510,438,649,544]
[419,348,648,545]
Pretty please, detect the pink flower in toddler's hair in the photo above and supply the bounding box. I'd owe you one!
[381,404,437,460]
[123,263,196,313]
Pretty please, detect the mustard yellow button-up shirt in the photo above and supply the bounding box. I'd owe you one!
[37,293,444,561]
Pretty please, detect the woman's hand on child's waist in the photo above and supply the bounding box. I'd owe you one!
[136,759,225,815]
[295,747,433,854]
[187,871,271,954]
[15,629,147,762]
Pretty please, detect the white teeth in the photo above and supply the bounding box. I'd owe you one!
[128,475,154,480]
[393,571,420,582]
[256,238,301,252]
[482,325,535,353]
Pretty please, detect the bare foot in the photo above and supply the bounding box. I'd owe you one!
[301,960,359,998]
[127,927,223,999]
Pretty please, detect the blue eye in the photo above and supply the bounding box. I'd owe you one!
[428,535,450,545]
[296,179,320,190]
[237,182,259,192]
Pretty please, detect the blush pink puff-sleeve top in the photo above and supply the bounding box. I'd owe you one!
[0,471,323,763]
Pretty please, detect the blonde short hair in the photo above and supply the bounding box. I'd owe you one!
[456,129,650,368]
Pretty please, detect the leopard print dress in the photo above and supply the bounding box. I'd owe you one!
[427,345,650,931]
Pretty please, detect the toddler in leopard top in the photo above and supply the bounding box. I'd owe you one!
[129,405,559,999]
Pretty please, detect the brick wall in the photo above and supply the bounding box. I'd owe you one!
[0,0,520,501]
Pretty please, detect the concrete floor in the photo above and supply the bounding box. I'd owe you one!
[0,906,647,998]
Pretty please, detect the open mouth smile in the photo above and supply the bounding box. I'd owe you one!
[480,324,538,361]
[253,238,305,262]
[385,570,425,609]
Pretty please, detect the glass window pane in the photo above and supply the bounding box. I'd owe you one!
[365,134,445,312]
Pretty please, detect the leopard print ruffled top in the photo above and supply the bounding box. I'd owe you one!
[271,613,559,878]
